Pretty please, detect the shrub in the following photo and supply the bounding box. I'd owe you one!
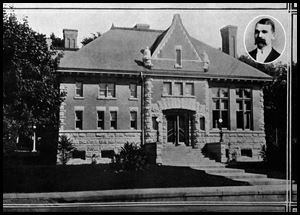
[57,135,75,165]
[114,142,149,171]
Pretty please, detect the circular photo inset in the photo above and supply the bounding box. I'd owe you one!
[244,15,286,64]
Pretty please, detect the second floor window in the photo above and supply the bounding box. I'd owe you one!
[129,83,137,98]
[185,83,194,96]
[75,82,83,97]
[236,88,252,129]
[75,111,83,130]
[97,111,104,130]
[110,111,117,129]
[174,82,183,96]
[163,82,172,95]
[99,83,115,98]
[212,88,228,129]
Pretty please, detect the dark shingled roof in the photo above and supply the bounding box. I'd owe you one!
[59,27,162,72]
[58,26,271,81]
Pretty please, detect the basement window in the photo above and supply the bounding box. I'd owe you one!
[101,150,115,159]
[241,148,252,157]
[72,150,86,160]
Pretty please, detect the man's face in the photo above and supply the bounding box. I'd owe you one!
[254,23,275,49]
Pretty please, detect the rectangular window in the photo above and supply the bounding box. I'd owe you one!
[75,111,83,130]
[152,117,158,130]
[129,83,137,98]
[236,88,252,130]
[130,111,137,129]
[176,48,182,67]
[241,148,253,157]
[185,83,194,96]
[97,111,104,130]
[75,82,83,97]
[107,83,115,97]
[99,83,115,98]
[174,82,183,96]
[200,117,205,131]
[110,111,117,129]
[212,88,228,129]
[163,82,172,95]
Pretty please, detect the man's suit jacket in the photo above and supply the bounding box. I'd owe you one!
[249,48,280,63]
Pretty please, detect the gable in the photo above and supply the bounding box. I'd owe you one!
[151,14,202,62]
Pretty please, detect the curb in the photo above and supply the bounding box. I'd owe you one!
[3,184,297,203]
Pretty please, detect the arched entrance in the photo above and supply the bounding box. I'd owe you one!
[163,109,195,146]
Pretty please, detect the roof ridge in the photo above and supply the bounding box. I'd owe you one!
[111,26,164,33]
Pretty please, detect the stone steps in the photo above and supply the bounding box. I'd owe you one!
[198,167,246,174]
[240,178,287,185]
[215,172,267,179]
[160,145,288,186]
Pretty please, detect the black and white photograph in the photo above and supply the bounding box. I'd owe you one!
[244,15,286,64]
[3,3,297,212]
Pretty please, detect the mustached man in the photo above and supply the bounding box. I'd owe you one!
[248,18,280,63]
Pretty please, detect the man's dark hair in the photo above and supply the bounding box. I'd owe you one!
[256,18,275,32]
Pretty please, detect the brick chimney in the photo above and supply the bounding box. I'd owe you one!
[63,29,78,49]
[220,25,237,58]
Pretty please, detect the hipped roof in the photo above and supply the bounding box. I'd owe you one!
[58,16,272,81]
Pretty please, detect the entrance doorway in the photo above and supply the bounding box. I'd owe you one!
[165,109,194,146]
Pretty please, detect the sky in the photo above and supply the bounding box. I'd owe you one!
[4,3,297,63]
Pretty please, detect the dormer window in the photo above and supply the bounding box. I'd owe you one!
[175,46,182,68]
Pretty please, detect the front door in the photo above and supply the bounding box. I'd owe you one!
[167,113,187,145]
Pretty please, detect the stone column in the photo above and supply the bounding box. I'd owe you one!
[192,112,202,149]
[144,78,153,144]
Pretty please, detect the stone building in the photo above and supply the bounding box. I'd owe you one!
[57,14,272,164]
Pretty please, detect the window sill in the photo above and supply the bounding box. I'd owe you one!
[74,96,85,100]
[128,97,138,101]
[161,95,195,98]
[210,128,229,132]
[174,64,182,69]
[97,97,117,100]
[236,129,253,131]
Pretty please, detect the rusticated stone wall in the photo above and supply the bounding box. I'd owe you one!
[59,84,67,130]
[59,130,141,159]
[204,130,266,162]
[144,77,153,144]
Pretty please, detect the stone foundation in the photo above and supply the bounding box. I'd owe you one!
[58,130,141,164]
[204,131,266,162]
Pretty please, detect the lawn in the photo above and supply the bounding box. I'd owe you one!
[3,164,249,193]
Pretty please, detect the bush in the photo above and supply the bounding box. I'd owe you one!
[114,142,149,172]
[57,135,75,165]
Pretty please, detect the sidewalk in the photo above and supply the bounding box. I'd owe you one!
[3,184,297,204]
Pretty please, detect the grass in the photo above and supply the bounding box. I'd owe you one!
[3,164,249,193]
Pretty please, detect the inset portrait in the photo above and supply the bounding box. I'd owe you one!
[244,15,286,64]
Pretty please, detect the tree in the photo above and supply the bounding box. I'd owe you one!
[3,8,66,164]
[49,32,64,49]
[81,32,101,46]
[57,135,75,165]
[238,55,288,168]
